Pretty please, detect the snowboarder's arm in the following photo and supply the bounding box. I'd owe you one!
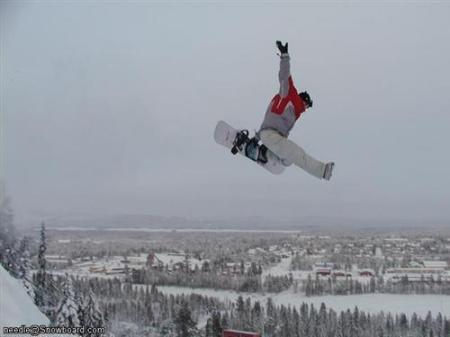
[276,41,290,97]
[278,54,291,97]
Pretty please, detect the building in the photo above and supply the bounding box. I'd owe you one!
[315,267,331,276]
[359,269,375,277]
[223,329,261,337]
[422,261,448,269]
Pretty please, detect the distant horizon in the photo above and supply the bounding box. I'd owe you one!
[14,211,450,235]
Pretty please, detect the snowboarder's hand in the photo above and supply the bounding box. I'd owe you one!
[276,40,288,54]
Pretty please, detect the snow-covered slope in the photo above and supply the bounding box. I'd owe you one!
[0,266,76,337]
[0,265,49,329]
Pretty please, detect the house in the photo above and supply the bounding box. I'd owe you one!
[359,269,375,277]
[385,267,447,283]
[315,267,331,276]
[89,266,106,274]
[422,261,448,270]
[332,270,348,278]
[223,329,261,337]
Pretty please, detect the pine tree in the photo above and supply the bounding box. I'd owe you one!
[385,312,394,337]
[299,302,310,337]
[35,222,47,308]
[235,295,245,330]
[0,196,17,274]
[0,196,15,249]
[309,304,319,337]
[337,311,347,337]
[279,305,291,337]
[264,298,277,337]
[205,318,213,337]
[424,311,433,337]
[292,307,300,337]
[442,318,450,337]
[318,303,328,337]
[18,236,34,298]
[399,313,408,335]
[327,309,338,337]
[305,274,313,296]
[54,275,80,327]
[175,300,197,337]
[211,311,222,337]
[17,236,31,279]
[221,312,229,331]
[84,290,105,337]
[433,313,443,337]
[350,306,360,337]
[251,301,263,334]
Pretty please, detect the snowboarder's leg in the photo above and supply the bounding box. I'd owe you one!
[259,129,327,179]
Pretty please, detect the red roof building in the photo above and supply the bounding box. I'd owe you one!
[223,329,261,337]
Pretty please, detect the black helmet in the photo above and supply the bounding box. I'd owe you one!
[299,91,313,108]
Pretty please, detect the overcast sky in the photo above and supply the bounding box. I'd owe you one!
[1,1,450,225]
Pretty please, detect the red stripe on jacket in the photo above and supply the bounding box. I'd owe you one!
[270,76,305,119]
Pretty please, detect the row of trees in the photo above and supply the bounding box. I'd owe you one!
[75,273,450,337]
[131,267,263,292]
[0,206,107,337]
[213,297,450,337]
[297,273,450,297]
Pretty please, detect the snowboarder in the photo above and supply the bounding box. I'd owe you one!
[257,41,335,180]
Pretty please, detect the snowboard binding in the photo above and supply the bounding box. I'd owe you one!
[231,129,249,155]
[231,130,268,164]
[214,120,285,174]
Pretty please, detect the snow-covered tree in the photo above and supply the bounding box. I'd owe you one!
[264,298,277,337]
[205,318,213,337]
[0,195,15,248]
[211,311,222,337]
[174,300,198,337]
[83,290,105,337]
[0,196,16,274]
[35,222,47,308]
[54,275,80,327]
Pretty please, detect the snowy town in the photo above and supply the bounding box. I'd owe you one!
[46,232,450,287]
[2,221,450,337]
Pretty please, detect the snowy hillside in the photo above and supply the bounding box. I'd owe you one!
[0,266,49,329]
[0,267,79,337]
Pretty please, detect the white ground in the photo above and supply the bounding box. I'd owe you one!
[262,256,310,282]
[0,266,73,337]
[156,255,449,318]
[152,285,450,318]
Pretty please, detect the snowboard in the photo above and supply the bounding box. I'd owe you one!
[214,120,285,175]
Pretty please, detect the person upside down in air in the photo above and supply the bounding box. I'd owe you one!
[255,40,334,180]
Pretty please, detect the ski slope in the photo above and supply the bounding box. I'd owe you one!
[0,266,49,330]
[0,266,73,337]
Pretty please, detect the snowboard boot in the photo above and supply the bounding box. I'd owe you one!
[257,144,269,164]
[245,137,260,162]
[323,162,335,180]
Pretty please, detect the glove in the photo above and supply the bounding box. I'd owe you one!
[276,40,288,54]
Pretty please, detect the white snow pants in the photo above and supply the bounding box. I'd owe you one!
[259,129,326,179]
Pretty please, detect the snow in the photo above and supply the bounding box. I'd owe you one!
[149,285,450,318]
[0,266,74,337]
[261,256,310,282]
[0,266,49,328]
[262,256,293,279]
[177,255,447,316]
